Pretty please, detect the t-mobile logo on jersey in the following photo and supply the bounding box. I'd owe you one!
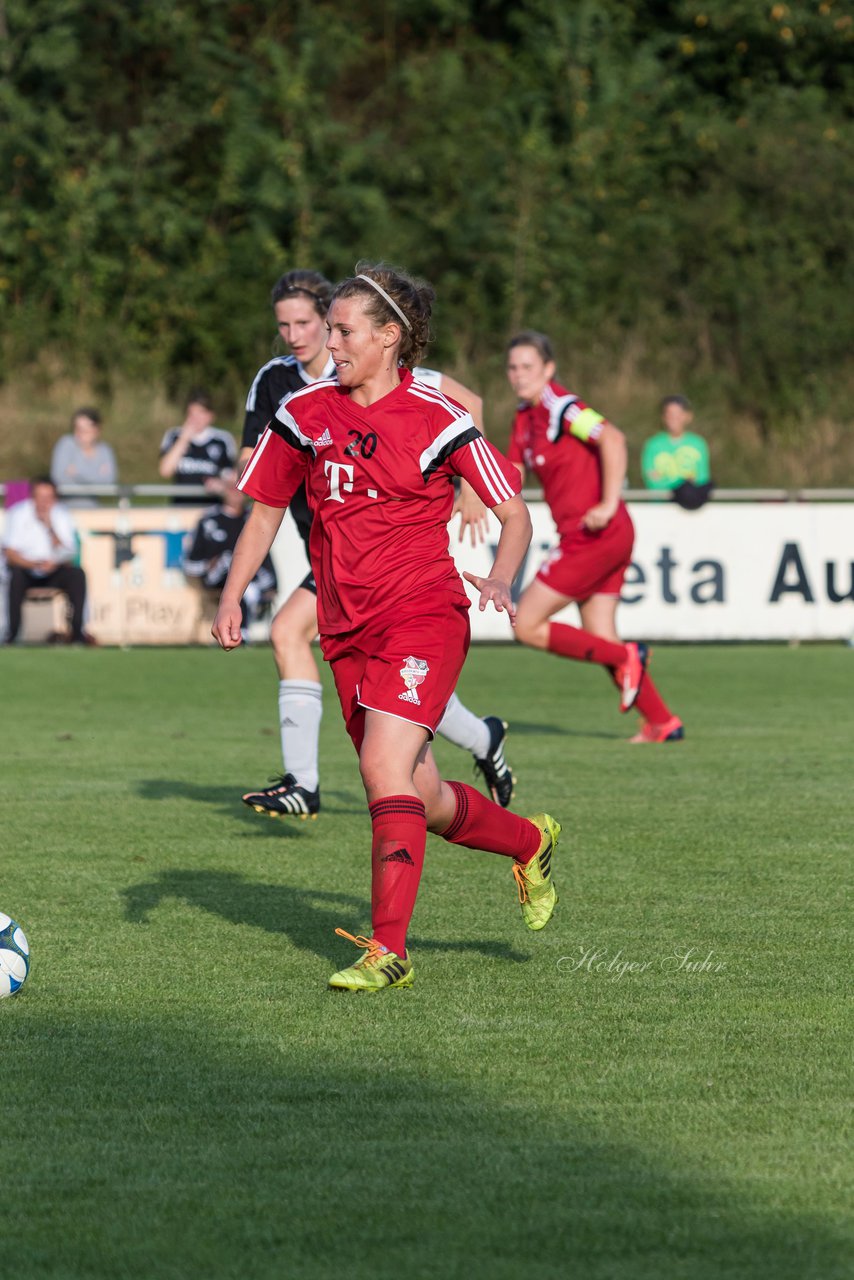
[324,460,354,503]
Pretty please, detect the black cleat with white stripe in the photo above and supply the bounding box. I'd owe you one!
[473,716,516,809]
[242,773,320,820]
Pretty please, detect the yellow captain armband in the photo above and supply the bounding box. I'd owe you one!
[566,405,605,442]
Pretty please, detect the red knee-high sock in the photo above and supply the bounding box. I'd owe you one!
[603,664,673,724]
[548,622,626,667]
[368,796,427,957]
[439,782,540,864]
[634,673,674,725]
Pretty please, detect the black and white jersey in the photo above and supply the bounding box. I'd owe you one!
[242,353,335,551]
[242,353,337,452]
[160,426,237,504]
[183,504,277,596]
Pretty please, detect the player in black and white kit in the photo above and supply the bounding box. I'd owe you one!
[237,268,516,819]
[159,389,237,504]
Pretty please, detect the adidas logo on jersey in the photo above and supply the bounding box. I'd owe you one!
[314,428,333,447]
[381,848,415,866]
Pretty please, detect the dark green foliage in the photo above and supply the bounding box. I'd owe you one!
[1,0,851,432]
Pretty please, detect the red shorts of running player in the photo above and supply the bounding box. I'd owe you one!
[321,593,471,753]
[537,505,635,601]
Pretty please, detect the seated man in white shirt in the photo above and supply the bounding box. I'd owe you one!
[2,477,93,645]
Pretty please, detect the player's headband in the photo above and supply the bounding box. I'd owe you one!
[356,274,412,331]
[280,286,324,304]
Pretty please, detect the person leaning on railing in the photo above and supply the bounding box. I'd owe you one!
[641,395,713,510]
[50,406,118,508]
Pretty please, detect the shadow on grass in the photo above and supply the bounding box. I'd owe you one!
[5,1008,848,1280]
[137,777,366,819]
[122,869,529,965]
[508,719,622,740]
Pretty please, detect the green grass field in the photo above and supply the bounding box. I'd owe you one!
[1,643,850,1279]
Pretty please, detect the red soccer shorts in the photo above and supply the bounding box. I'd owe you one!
[536,505,635,601]
[321,593,471,752]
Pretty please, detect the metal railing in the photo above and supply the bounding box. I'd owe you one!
[2,483,854,504]
[1,483,212,504]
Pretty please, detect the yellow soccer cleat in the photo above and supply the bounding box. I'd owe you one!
[513,814,561,931]
[327,929,414,993]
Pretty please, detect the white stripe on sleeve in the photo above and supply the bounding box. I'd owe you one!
[238,427,272,490]
[244,356,295,412]
[546,394,579,442]
[468,439,513,505]
[472,437,515,503]
[418,415,475,475]
[408,383,466,419]
[274,401,317,449]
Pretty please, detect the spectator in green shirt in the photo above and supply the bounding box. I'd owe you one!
[641,396,711,494]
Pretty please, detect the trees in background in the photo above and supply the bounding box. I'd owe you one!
[1,0,851,438]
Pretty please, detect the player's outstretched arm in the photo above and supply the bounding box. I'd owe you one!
[212,500,285,649]
[462,493,532,625]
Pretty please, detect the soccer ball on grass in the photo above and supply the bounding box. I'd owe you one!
[0,912,30,998]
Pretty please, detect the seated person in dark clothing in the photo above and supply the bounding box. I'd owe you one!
[2,477,93,645]
[159,388,237,504]
[182,481,277,638]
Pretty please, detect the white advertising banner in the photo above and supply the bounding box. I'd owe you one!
[621,501,854,641]
[267,500,854,642]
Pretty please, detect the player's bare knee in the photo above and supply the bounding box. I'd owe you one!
[271,618,304,663]
[514,613,545,647]
[359,752,398,799]
[424,800,452,833]
[415,779,444,823]
[269,610,288,648]
[270,635,292,672]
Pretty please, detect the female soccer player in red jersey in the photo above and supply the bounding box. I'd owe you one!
[506,331,683,743]
[237,270,516,818]
[213,264,561,991]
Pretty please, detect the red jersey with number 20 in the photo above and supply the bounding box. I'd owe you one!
[238,368,521,635]
[507,379,625,536]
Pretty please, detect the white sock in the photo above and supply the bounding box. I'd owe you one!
[278,680,323,791]
[436,692,490,757]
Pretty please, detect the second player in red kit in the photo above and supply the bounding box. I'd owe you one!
[507,330,683,742]
[214,264,562,992]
